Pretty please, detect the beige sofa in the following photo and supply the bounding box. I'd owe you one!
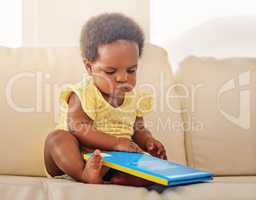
[0,44,255,200]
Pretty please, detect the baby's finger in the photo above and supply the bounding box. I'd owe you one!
[158,151,166,159]
[147,141,157,153]
[130,142,143,152]
[147,141,154,151]
[135,145,144,152]
[160,151,167,160]
[156,143,164,155]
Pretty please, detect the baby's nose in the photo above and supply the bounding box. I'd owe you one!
[116,72,128,83]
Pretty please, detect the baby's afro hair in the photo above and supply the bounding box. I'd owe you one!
[80,13,145,62]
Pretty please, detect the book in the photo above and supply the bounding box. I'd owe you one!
[83,151,213,186]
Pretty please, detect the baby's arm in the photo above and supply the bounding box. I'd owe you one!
[67,92,142,152]
[132,117,167,159]
[132,117,152,150]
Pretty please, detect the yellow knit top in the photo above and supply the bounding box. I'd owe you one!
[55,76,152,139]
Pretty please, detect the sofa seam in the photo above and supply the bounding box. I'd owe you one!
[174,84,195,167]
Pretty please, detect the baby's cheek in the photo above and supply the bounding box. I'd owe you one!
[95,78,114,93]
[129,75,136,84]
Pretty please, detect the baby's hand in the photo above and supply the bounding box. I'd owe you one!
[114,137,143,153]
[145,137,167,160]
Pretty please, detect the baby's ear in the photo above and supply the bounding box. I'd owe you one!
[84,59,93,75]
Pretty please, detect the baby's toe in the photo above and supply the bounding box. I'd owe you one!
[88,150,102,169]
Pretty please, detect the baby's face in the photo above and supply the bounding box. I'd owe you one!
[86,39,139,98]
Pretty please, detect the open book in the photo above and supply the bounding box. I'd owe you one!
[83,151,213,186]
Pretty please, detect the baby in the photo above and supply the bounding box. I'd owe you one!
[44,13,167,187]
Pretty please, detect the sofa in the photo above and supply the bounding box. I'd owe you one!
[0,43,255,200]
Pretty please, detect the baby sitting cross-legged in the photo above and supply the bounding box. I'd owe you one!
[44,13,167,187]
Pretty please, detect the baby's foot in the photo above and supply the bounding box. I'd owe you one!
[82,149,103,184]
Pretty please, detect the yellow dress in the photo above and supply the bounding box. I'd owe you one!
[55,76,152,139]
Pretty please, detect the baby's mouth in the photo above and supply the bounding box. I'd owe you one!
[115,84,133,92]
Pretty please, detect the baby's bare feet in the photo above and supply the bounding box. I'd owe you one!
[82,149,103,184]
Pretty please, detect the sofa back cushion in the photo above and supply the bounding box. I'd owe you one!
[0,44,186,176]
[0,47,83,176]
[175,56,256,175]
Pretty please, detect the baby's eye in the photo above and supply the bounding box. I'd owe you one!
[104,71,115,75]
[127,68,137,74]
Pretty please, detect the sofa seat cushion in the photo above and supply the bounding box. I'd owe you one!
[1,175,256,200]
[0,175,162,200]
[162,176,256,200]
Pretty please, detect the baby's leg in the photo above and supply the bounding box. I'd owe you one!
[110,172,153,187]
[44,129,103,184]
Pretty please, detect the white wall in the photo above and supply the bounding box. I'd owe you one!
[0,0,22,47]
[23,0,150,46]
[167,16,256,71]
[150,0,256,71]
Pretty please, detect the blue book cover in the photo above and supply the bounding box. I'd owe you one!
[83,151,213,186]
